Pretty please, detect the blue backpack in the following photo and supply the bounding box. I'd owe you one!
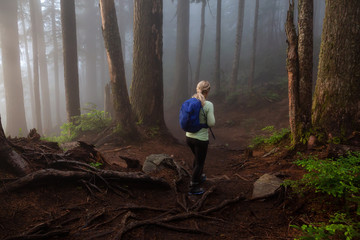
[179,98,208,133]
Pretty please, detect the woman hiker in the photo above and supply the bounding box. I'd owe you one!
[186,80,215,195]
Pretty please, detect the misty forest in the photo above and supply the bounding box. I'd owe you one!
[0,0,359,239]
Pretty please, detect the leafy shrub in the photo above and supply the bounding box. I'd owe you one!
[44,104,112,143]
[249,125,290,148]
[287,152,360,239]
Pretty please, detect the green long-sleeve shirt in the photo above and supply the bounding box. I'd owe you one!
[186,100,215,141]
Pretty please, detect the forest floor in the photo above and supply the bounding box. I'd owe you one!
[0,95,344,239]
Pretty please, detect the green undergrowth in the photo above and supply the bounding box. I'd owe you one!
[43,104,112,144]
[249,125,290,149]
[284,152,360,240]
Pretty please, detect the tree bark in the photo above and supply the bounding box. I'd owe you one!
[173,0,189,106]
[0,0,28,136]
[61,0,81,123]
[248,0,259,91]
[312,0,360,139]
[51,0,61,127]
[213,0,222,95]
[194,0,206,89]
[99,0,137,136]
[30,0,43,134]
[130,0,165,128]
[298,0,313,138]
[229,0,245,93]
[285,0,300,144]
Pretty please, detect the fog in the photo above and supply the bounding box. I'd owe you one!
[0,0,325,136]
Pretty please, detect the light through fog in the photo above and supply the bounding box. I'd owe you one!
[0,0,325,137]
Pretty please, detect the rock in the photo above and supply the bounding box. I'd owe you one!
[142,154,175,174]
[251,173,283,199]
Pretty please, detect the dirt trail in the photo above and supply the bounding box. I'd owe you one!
[0,98,305,240]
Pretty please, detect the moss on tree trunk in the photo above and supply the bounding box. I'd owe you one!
[312,0,360,139]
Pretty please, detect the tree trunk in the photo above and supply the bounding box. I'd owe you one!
[213,0,222,95]
[298,0,313,139]
[0,116,31,176]
[194,0,206,89]
[285,0,300,144]
[61,0,81,123]
[20,1,36,129]
[312,0,360,139]
[51,0,61,127]
[99,0,137,135]
[35,0,52,134]
[130,0,165,128]
[0,0,28,136]
[30,0,43,134]
[229,0,245,93]
[84,0,99,106]
[248,0,259,91]
[173,0,190,106]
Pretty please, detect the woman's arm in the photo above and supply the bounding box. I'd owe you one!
[206,102,215,127]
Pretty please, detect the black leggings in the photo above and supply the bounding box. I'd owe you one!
[186,137,209,183]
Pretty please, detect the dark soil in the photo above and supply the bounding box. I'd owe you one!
[0,97,331,240]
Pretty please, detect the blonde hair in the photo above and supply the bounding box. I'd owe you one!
[192,80,211,106]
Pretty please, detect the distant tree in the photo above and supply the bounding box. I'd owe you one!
[248,0,259,90]
[83,0,99,106]
[51,0,61,127]
[194,0,206,88]
[34,0,52,134]
[312,0,360,139]
[30,0,43,133]
[173,0,190,106]
[0,0,28,136]
[99,0,137,136]
[19,1,36,127]
[61,0,81,122]
[213,0,222,95]
[229,0,245,93]
[130,0,166,129]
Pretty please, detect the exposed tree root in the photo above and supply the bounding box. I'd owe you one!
[0,168,170,193]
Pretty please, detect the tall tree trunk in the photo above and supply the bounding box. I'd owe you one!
[229,0,245,93]
[0,0,28,136]
[51,0,61,127]
[84,0,99,106]
[130,0,165,128]
[35,0,52,134]
[61,0,81,122]
[248,0,259,90]
[298,0,313,138]
[0,116,31,176]
[194,0,206,89]
[173,0,190,106]
[312,0,360,139]
[30,0,43,134]
[285,0,300,144]
[213,0,222,95]
[99,0,137,136]
[20,1,36,128]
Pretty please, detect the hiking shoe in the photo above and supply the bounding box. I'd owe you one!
[188,186,204,195]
